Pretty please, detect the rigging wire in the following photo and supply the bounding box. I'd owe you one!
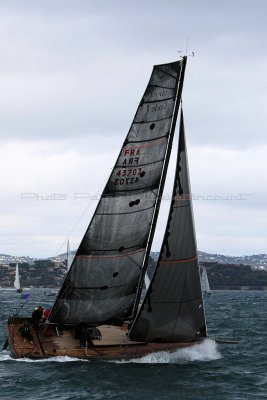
[54,169,112,258]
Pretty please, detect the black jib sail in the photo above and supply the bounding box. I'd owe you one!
[129,111,207,342]
[49,60,186,326]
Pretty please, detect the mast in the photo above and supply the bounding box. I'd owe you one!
[130,57,187,322]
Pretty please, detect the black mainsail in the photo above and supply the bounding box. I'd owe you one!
[49,60,186,325]
[129,111,207,342]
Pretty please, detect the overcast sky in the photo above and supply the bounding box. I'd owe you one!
[0,0,266,258]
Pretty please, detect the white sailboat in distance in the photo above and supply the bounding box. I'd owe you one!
[67,240,74,271]
[201,267,211,295]
[14,263,22,293]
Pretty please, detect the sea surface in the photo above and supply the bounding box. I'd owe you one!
[0,289,266,399]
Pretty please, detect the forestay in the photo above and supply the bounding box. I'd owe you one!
[130,111,207,342]
[49,61,185,325]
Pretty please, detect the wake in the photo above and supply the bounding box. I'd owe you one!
[0,351,87,363]
[116,338,221,364]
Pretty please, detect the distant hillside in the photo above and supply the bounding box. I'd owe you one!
[147,259,267,290]
[1,251,267,270]
[149,251,267,271]
[0,260,66,288]
[1,259,267,289]
[198,251,267,270]
[201,262,267,290]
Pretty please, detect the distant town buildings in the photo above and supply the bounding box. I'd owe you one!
[0,254,37,265]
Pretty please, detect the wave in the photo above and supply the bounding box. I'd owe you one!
[0,351,87,363]
[114,338,221,364]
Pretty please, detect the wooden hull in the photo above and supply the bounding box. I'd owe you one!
[7,316,204,360]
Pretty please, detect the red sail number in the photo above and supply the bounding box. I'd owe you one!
[116,168,142,177]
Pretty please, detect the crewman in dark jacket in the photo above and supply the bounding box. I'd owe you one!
[32,306,43,330]
[19,322,34,344]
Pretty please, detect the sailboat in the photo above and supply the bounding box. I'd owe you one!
[201,267,211,295]
[45,241,73,297]
[144,272,150,291]
[66,239,74,271]
[14,263,22,293]
[6,57,210,359]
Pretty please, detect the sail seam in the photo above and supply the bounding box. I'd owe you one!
[69,284,134,290]
[147,296,203,304]
[86,243,145,252]
[154,66,177,79]
[141,96,174,104]
[159,255,197,263]
[107,183,159,193]
[122,138,167,150]
[148,84,176,90]
[76,249,145,259]
[101,188,157,198]
[125,133,169,144]
[134,116,172,124]
[174,194,191,199]
[96,205,154,216]
[173,204,190,209]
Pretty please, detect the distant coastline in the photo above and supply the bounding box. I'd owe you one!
[1,254,267,290]
[1,250,267,270]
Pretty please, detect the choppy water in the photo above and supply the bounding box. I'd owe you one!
[0,289,266,399]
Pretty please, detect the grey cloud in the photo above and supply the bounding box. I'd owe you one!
[0,0,266,148]
[0,0,267,257]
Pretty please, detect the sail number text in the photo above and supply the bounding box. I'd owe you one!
[116,168,142,177]
[114,148,145,186]
[114,177,140,185]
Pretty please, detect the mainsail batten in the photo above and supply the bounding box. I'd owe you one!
[129,111,207,343]
[49,60,185,326]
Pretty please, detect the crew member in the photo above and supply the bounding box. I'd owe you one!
[19,321,34,344]
[43,306,52,336]
[32,306,43,330]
